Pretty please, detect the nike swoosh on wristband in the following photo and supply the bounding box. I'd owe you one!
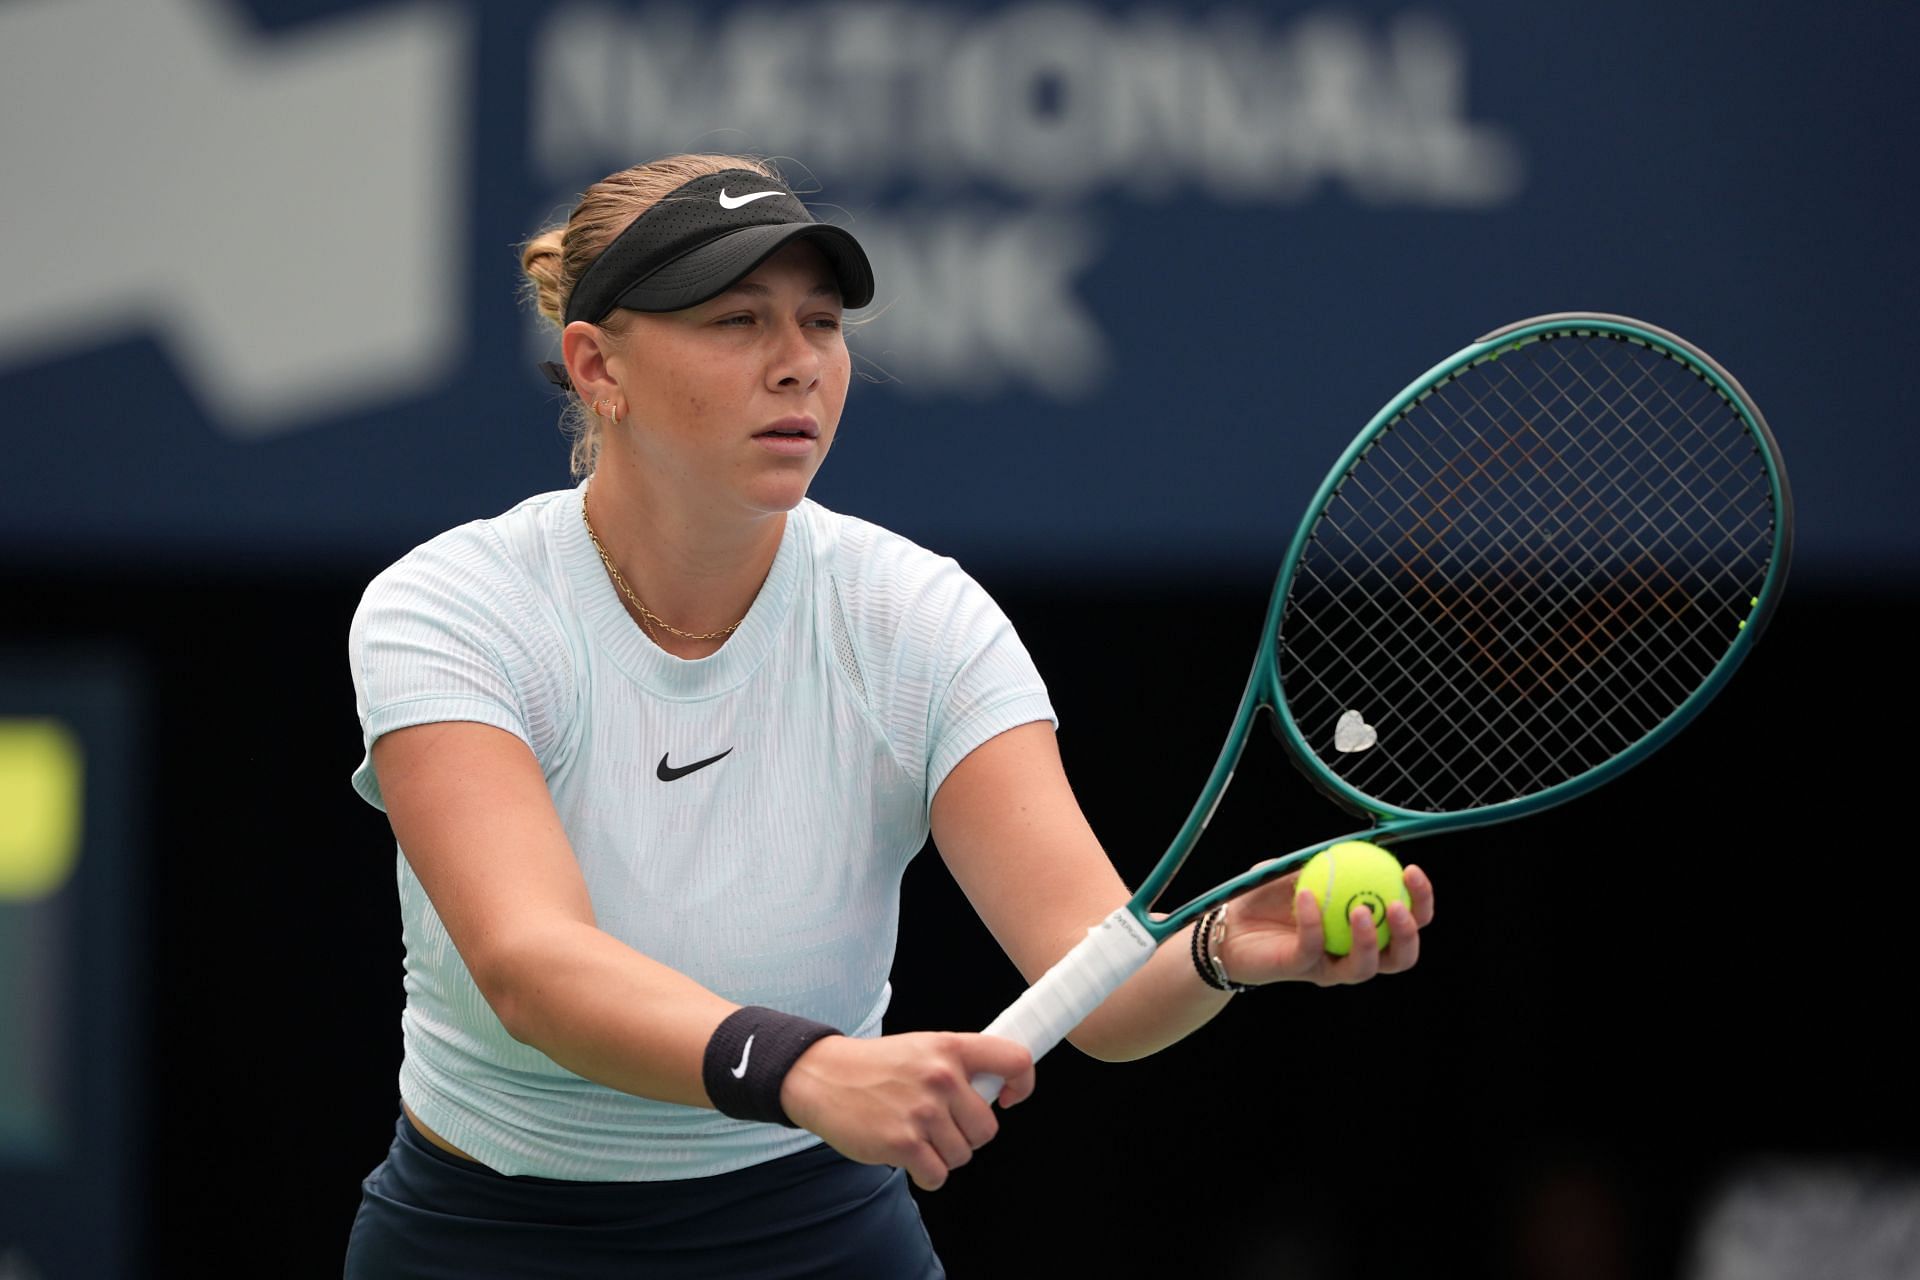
[657,748,733,781]
[730,1035,754,1079]
[717,189,781,209]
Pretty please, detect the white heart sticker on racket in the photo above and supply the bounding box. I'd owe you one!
[1334,710,1377,753]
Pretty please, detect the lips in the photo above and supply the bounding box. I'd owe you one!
[754,416,819,440]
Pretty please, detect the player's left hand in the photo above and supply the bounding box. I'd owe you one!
[1215,863,1434,987]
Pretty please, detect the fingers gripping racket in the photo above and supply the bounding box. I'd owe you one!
[970,313,1792,1101]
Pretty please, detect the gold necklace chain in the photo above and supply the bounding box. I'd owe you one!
[581,491,747,642]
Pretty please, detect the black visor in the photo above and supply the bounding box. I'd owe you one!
[562,169,875,326]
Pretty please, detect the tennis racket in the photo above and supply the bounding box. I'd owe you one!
[971,312,1792,1101]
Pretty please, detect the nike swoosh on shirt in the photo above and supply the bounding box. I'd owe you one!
[717,189,781,209]
[730,1035,755,1079]
[657,748,733,781]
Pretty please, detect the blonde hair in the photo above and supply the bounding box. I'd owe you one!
[520,153,783,478]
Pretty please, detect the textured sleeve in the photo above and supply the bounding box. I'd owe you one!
[918,562,1057,803]
[834,515,1056,811]
[346,528,568,810]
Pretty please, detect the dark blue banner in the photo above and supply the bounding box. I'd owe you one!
[2,0,1911,579]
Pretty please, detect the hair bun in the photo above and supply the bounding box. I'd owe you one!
[520,228,569,327]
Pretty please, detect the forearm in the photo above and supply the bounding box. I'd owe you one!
[1063,916,1233,1062]
[488,918,739,1108]
[490,918,1044,1195]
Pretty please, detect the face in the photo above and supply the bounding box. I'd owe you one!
[595,240,851,521]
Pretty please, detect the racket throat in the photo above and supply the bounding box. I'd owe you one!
[1199,770,1233,831]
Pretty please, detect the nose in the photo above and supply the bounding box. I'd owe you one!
[766,318,822,393]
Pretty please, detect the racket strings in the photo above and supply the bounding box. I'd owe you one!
[1370,345,1762,795]
[1390,360,1751,771]
[1280,332,1777,813]
[1286,551,1660,810]
[1316,405,1704,732]
[1421,360,1757,686]
[1496,345,1771,561]
[1432,357,1731,594]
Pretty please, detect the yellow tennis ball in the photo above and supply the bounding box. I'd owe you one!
[1294,841,1409,956]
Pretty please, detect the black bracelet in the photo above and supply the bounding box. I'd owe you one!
[702,1006,842,1127]
[1190,909,1221,990]
[1192,904,1256,993]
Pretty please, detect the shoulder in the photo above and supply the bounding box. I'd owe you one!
[795,500,1018,667]
[353,488,578,644]
[797,500,979,606]
[362,489,573,599]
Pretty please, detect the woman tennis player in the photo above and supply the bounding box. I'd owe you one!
[342,153,1435,1277]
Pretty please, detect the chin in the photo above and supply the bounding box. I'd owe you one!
[744,479,815,516]
[739,448,829,517]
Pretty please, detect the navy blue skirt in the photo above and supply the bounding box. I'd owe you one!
[343,1112,944,1279]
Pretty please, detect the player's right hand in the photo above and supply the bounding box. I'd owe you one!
[778,1032,1035,1190]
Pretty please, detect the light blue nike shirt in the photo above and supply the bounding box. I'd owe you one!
[348,484,1056,1180]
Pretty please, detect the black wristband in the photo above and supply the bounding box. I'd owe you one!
[701,1006,842,1127]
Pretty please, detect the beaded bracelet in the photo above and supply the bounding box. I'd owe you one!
[1190,903,1256,993]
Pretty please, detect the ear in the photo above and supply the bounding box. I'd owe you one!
[561,320,621,408]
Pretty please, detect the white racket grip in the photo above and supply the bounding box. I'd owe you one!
[969,906,1157,1102]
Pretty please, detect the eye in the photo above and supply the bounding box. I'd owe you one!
[807,314,843,331]
[714,312,756,327]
